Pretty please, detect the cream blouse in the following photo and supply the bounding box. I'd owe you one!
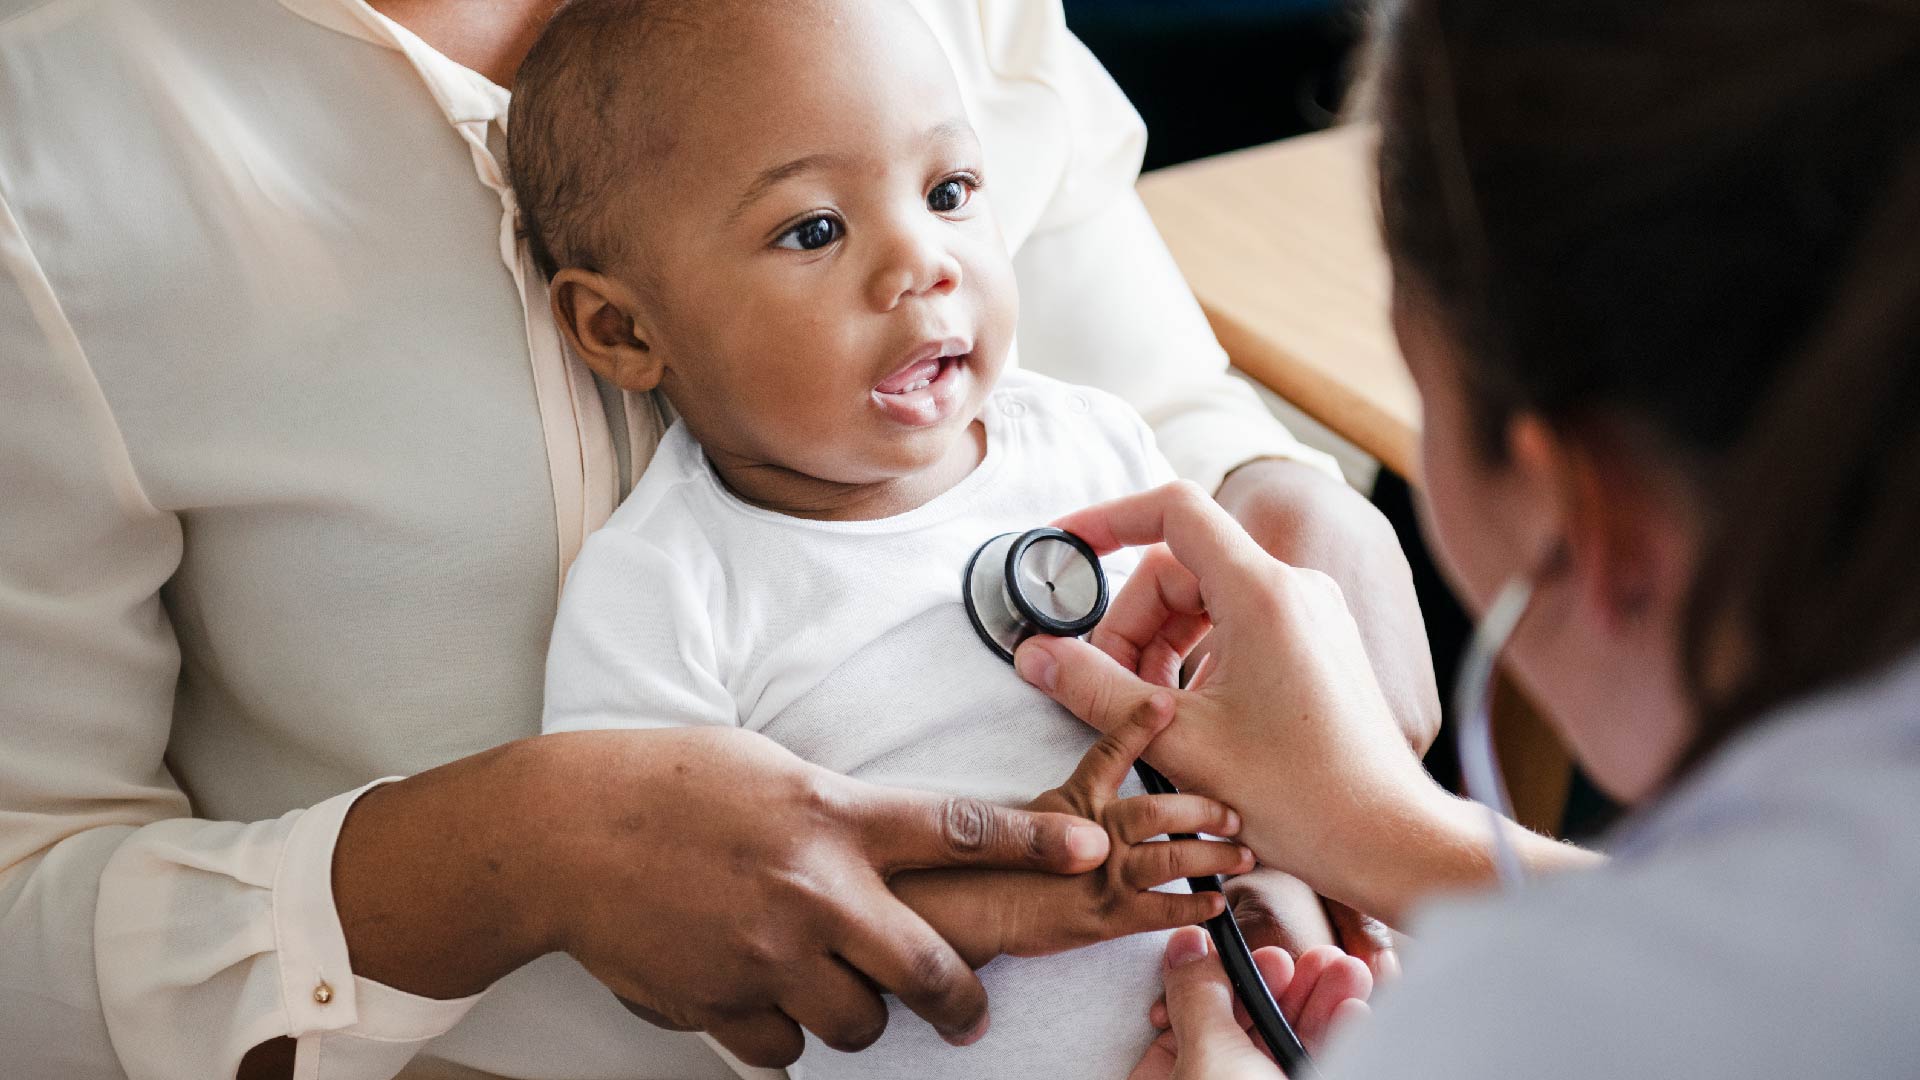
[0,0,1338,1077]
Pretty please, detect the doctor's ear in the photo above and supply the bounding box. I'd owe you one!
[1507,414,1687,632]
[549,268,663,392]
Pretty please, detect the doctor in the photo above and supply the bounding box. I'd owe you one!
[1017,1,1920,1076]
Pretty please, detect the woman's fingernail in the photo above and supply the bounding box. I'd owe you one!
[1165,925,1209,970]
[1068,824,1108,862]
[1016,644,1059,691]
[963,1012,992,1045]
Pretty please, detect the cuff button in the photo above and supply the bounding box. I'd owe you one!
[314,981,335,1005]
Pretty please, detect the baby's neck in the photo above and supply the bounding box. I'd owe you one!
[705,420,987,522]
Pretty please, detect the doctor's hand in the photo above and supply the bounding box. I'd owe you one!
[1130,927,1372,1080]
[1014,482,1461,926]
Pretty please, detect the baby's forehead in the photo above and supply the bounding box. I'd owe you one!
[613,2,971,180]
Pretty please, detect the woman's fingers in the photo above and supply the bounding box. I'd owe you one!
[1109,793,1241,845]
[861,784,1109,874]
[775,955,891,1054]
[704,1009,807,1070]
[1121,839,1255,889]
[830,884,991,1047]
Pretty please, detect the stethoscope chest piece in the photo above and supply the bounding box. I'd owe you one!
[964,527,1110,663]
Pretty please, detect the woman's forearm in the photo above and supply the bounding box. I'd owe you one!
[330,737,562,999]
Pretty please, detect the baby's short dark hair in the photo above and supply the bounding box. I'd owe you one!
[508,0,695,279]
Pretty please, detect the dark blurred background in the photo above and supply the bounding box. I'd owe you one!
[1063,0,1362,170]
[1065,0,1618,838]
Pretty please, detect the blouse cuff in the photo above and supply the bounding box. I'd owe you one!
[277,780,484,1077]
[1154,404,1347,497]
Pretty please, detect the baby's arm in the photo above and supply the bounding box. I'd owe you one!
[891,694,1250,967]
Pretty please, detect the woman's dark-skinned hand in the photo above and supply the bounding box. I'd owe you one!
[300,725,1113,1075]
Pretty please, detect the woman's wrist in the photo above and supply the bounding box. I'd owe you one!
[332,737,562,999]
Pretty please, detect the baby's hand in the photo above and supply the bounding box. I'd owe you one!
[893,693,1251,966]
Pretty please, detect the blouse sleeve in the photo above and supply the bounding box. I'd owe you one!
[0,190,479,1080]
[980,1,1345,494]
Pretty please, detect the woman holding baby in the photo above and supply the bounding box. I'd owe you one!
[1014,1,1920,1077]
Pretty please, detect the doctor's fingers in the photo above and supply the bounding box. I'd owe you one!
[1017,635,1208,790]
[1089,544,1210,681]
[1053,482,1280,611]
[858,784,1110,875]
[829,884,993,1046]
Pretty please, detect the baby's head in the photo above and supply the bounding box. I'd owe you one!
[509,0,1016,512]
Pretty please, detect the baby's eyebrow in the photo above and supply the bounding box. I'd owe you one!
[728,153,842,224]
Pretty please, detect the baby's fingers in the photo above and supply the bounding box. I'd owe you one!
[1122,839,1254,890]
[1108,792,1241,844]
[1108,889,1227,939]
[1056,693,1177,805]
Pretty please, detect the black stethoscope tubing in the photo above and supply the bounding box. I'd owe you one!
[964,528,1315,1076]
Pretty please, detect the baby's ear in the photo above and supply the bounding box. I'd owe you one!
[549,269,663,392]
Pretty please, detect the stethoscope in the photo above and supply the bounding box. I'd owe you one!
[966,526,1541,1074]
[964,527,1318,1077]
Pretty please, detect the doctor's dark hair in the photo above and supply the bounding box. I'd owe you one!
[1373,1,1920,765]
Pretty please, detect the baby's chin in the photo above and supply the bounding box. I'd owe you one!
[853,411,986,476]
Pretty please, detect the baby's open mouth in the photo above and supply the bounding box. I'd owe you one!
[874,340,970,396]
[870,340,972,426]
[875,354,955,395]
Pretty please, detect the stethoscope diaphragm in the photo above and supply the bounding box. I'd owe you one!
[963,527,1109,663]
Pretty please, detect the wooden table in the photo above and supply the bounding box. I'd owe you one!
[1140,126,1575,835]
[1138,125,1422,481]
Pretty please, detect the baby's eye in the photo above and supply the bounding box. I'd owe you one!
[775,215,843,251]
[927,178,973,214]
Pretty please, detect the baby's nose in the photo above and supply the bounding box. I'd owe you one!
[869,230,962,310]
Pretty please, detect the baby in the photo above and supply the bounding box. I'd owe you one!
[515,1,1333,1076]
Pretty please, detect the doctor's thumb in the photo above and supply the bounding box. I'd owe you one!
[1017,635,1162,736]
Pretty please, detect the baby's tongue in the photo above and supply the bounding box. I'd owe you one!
[876,357,940,394]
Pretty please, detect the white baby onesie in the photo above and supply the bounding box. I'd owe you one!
[543,368,1178,1080]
